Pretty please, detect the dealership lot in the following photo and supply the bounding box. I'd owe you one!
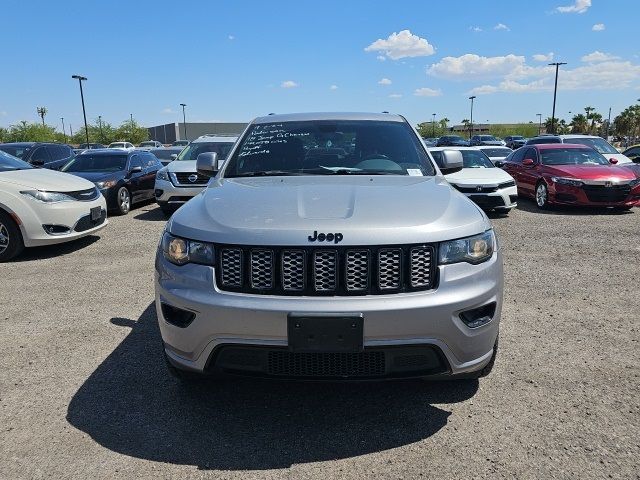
[0,201,638,479]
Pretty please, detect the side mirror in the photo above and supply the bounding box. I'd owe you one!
[196,152,219,177]
[522,158,535,166]
[609,158,618,164]
[494,160,504,168]
[170,154,178,160]
[439,150,463,175]
[129,166,143,174]
[31,159,45,167]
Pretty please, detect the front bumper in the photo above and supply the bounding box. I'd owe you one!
[154,177,206,206]
[155,249,503,378]
[462,185,518,210]
[17,196,108,247]
[549,183,640,207]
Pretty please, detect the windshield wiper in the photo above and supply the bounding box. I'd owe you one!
[229,170,304,177]
[303,167,399,175]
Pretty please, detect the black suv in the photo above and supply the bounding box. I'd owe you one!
[0,142,75,170]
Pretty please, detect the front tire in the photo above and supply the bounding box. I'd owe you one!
[0,211,25,262]
[116,187,131,215]
[535,182,550,210]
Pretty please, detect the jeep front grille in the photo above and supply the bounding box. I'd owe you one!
[215,244,437,296]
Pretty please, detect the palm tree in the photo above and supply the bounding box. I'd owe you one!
[36,106,47,126]
[571,114,589,134]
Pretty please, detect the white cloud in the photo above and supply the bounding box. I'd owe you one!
[161,108,175,114]
[414,87,442,97]
[592,23,605,31]
[281,80,298,88]
[228,35,235,40]
[581,51,620,62]
[533,52,554,62]
[364,29,435,60]
[494,23,510,31]
[388,93,403,98]
[376,55,386,61]
[378,78,392,85]
[329,84,338,90]
[428,54,525,80]
[556,0,591,13]
[470,26,482,32]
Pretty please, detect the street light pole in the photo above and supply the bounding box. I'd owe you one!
[536,113,542,135]
[71,75,89,145]
[432,113,436,137]
[180,103,188,140]
[468,96,476,140]
[60,117,66,142]
[98,115,103,143]
[548,62,567,134]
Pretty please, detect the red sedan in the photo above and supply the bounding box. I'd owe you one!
[502,144,640,210]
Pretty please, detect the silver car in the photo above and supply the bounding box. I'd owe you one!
[154,135,237,215]
[155,112,503,382]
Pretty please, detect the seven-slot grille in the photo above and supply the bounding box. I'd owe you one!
[215,244,436,295]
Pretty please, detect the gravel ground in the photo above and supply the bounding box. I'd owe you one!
[1,199,638,479]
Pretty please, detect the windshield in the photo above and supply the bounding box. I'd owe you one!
[177,142,235,161]
[151,149,180,160]
[480,148,512,157]
[480,136,498,141]
[62,154,128,172]
[565,137,618,155]
[140,142,156,146]
[224,120,435,177]
[0,150,32,171]
[540,148,609,166]
[0,145,32,159]
[443,136,465,142]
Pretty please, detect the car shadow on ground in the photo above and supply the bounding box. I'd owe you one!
[133,204,169,222]
[67,303,478,471]
[516,197,635,216]
[13,235,101,262]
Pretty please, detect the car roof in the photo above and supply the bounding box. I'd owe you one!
[78,148,130,155]
[0,142,37,146]
[531,143,594,150]
[191,134,239,143]
[151,146,182,150]
[428,146,480,151]
[557,134,603,139]
[252,112,405,124]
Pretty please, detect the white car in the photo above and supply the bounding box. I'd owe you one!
[108,142,135,151]
[428,146,518,214]
[0,150,107,261]
[154,134,237,215]
[477,146,514,165]
[525,135,633,164]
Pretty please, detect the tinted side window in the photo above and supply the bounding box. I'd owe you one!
[524,148,538,162]
[50,145,71,160]
[30,147,52,163]
[129,155,143,169]
[143,153,159,167]
[510,148,525,164]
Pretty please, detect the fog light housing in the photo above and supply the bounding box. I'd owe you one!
[459,302,496,328]
[161,302,196,328]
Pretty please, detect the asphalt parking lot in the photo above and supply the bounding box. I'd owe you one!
[1,200,638,479]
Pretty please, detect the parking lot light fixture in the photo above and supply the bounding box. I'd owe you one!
[60,117,66,142]
[180,104,188,141]
[71,75,90,145]
[536,113,542,135]
[548,62,567,134]
[468,96,476,140]
[432,113,436,137]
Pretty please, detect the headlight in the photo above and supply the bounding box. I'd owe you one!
[161,232,214,266]
[20,190,74,203]
[95,180,117,189]
[439,230,496,265]
[156,169,169,181]
[551,177,583,187]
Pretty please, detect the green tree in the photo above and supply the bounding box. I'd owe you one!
[544,117,561,134]
[6,121,58,142]
[570,114,588,133]
[114,118,148,144]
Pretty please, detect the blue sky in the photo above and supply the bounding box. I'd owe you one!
[1,0,639,131]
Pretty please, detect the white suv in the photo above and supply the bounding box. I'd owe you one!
[108,142,135,151]
[154,134,238,215]
[525,135,633,164]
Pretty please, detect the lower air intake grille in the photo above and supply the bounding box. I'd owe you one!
[267,351,386,377]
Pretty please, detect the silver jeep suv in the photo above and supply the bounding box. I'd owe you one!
[155,112,503,381]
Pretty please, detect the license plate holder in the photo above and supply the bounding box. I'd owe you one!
[90,206,102,222]
[287,313,364,353]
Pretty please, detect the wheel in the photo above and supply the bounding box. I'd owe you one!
[159,204,175,217]
[494,208,511,215]
[0,210,25,262]
[535,182,550,210]
[116,187,131,215]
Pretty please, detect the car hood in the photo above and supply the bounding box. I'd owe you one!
[0,168,96,191]
[166,160,197,173]
[66,171,121,183]
[445,167,514,185]
[545,164,636,180]
[168,176,490,245]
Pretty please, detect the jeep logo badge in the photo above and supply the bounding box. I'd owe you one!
[308,231,343,244]
[188,174,198,183]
